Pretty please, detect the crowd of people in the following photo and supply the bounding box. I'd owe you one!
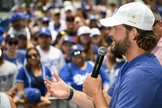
[0,0,162,108]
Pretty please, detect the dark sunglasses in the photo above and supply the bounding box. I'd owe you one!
[27,54,39,59]
[8,41,18,46]
[72,50,82,56]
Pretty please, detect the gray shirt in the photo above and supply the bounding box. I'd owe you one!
[0,61,18,91]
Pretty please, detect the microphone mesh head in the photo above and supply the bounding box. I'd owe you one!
[98,47,107,56]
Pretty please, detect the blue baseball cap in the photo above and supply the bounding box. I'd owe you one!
[5,34,19,42]
[89,15,99,21]
[10,12,26,23]
[70,44,84,56]
[62,36,75,44]
[38,27,51,36]
[24,87,41,104]
[41,17,50,23]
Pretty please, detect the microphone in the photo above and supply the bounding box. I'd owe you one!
[91,47,107,78]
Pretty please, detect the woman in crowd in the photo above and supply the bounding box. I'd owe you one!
[90,28,108,47]
[13,47,52,107]
[77,26,98,61]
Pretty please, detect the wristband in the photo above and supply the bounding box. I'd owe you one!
[65,88,74,101]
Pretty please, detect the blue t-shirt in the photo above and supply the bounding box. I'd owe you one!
[108,54,162,108]
[59,61,110,91]
[16,66,53,96]
[4,51,25,70]
[92,45,98,55]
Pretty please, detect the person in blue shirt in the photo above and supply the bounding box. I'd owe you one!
[102,46,125,84]
[3,34,26,70]
[61,36,75,63]
[44,2,162,108]
[59,44,110,92]
[14,47,52,107]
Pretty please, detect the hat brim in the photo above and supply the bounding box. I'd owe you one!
[99,17,123,27]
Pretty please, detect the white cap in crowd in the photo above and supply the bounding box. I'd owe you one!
[90,28,101,37]
[77,26,91,36]
[100,2,155,30]
[64,5,73,12]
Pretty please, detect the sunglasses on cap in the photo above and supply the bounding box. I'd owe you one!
[72,50,82,56]
[8,41,18,46]
[27,54,39,59]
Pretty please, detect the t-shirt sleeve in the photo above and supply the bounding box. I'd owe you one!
[116,69,160,108]
[44,66,53,80]
[58,51,66,72]
[16,67,26,83]
[12,64,18,88]
[59,64,72,85]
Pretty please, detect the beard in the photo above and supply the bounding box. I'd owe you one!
[110,34,130,56]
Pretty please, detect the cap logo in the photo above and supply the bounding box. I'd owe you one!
[128,15,136,24]
[42,28,46,33]
[10,34,15,38]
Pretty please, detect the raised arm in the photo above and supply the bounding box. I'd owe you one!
[44,72,95,108]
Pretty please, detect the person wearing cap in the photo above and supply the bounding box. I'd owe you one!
[61,36,75,63]
[16,29,28,53]
[36,27,65,75]
[77,26,98,62]
[48,8,67,33]
[87,14,99,28]
[59,44,110,92]
[55,16,77,47]
[151,9,162,65]
[3,34,26,70]
[14,48,52,107]
[90,28,108,47]
[0,44,18,97]
[7,12,31,40]
[64,5,74,18]
[44,2,162,108]
[102,46,125,84]
[100,7,107,19]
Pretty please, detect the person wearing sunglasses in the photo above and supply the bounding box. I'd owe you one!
[3,34,26,70]
[59,44,110,92]
[0,44,18,97]
[14,47,52,107]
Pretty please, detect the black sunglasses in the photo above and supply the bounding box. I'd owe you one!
[27,54,39,59]
[8,41,18,46]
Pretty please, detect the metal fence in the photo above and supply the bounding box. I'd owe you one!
[17,97,82,108]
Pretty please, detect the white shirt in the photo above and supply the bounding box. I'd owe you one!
[36,45,65,75]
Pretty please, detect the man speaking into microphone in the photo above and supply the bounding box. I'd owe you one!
[44,2,162,108]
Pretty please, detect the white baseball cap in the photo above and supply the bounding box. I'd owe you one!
[77,26,91,36]
[90,28,101,37]
[100,2,155,30]
[64,5,73,12]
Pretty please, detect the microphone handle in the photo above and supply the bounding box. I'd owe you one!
[91,55,104,78]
